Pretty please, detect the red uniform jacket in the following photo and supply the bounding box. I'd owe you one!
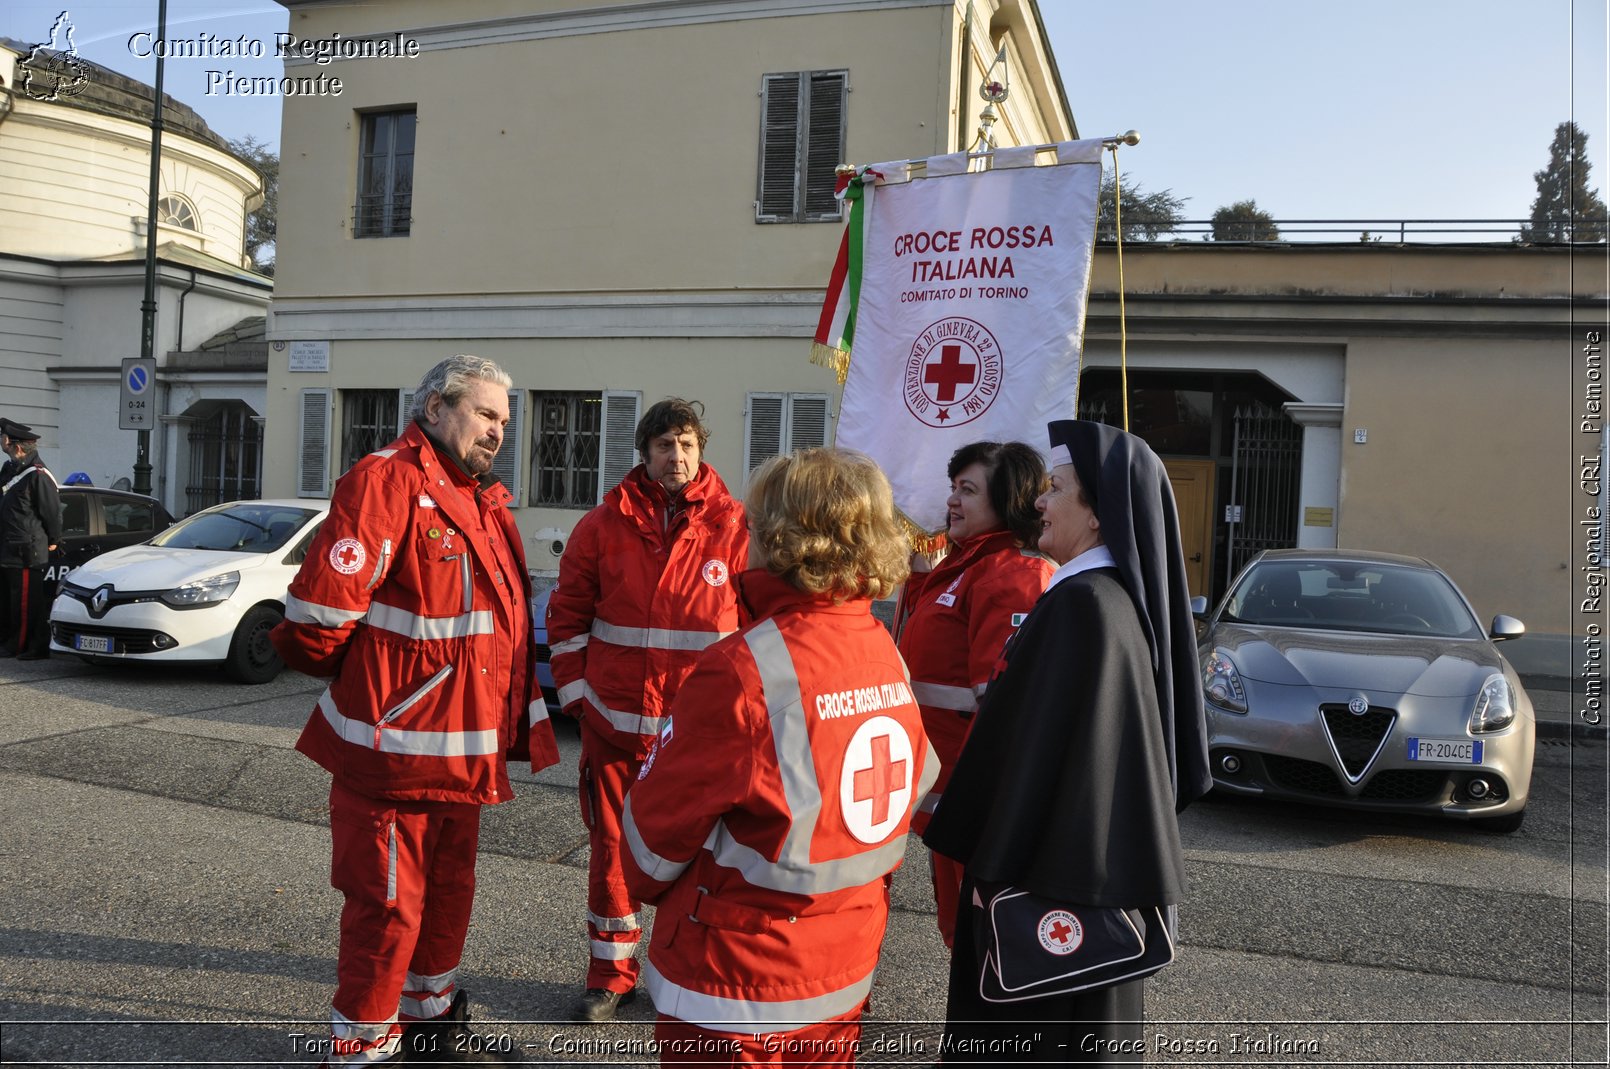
[273,422,559,804]
[896,531,1051,826]
[620,571,938,1034]
[546,464,748,757]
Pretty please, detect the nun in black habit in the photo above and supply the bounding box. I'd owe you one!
[923,420,1212,1064]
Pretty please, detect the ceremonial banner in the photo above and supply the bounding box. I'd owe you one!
[820,140,1103,535]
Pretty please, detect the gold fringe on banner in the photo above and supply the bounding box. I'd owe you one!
[810,342,851,385]
[897,511,947,558]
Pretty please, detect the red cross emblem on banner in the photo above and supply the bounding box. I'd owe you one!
[839,715,917,844]
[924,345,977,403]
[903,317,1003,429]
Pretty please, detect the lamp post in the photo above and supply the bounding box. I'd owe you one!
[133,0,167,496]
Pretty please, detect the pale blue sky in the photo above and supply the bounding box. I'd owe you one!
[6,0,1607,229]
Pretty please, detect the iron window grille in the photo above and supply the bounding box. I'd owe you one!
[185,403,263,513]
[341,390,400,473]
[531,392,603,509]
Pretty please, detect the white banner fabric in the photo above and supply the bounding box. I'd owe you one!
[836,145,1102,534]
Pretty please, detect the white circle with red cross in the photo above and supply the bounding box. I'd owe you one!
[701,559,729,587]
[328,538,367,575]
[1037,910,1084,955]
[902,316,1003,429]
[838,715,915,845]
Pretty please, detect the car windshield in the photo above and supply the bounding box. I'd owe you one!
[1221,560,1482,638]
[151,504,316,554]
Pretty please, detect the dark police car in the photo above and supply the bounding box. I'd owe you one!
[48,487,174,592]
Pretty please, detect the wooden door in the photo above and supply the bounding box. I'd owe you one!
[1164,459,1216,598]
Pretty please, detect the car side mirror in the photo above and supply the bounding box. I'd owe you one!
[1189,596,1208,617]
[1489,614,1525,641]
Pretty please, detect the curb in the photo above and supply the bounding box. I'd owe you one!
[1536,719,1609,742]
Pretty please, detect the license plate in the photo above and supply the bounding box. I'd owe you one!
[1406,737,1483,764]
[73,634,113,654]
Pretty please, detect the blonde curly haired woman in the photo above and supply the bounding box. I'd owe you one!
[622,448,938,1066]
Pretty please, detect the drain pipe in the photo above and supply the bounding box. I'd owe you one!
[174,266,198,351]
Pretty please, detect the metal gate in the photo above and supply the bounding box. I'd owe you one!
[185,404,263,513]
[1226,403,1303,577]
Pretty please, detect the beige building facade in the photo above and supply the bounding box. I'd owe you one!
[264,0,1585,672]
[265,0,1074,568]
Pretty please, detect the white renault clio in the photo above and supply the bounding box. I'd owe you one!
[50,499,329,683]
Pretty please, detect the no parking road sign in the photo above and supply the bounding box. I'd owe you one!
[120,357,157,430]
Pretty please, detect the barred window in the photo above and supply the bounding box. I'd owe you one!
[341,389,400,473]
[531,392,603,508]
[185,402,263,513]
[355,108,415,237]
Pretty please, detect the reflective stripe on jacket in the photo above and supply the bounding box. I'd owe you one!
[546,464,747,756]
[621,570,938,1033]
[273,421,559,803]
[895,531,1051,824]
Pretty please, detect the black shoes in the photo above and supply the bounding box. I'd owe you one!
[397,991,516,1064]
[16,650,48,661]
[573,986,635,1023]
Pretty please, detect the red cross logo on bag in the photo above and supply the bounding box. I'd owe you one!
[1037,910,1084,955]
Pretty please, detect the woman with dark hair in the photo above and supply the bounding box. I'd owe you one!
[923,421,1212,1063]
[896,440,1053,948]
[621,448,936,1066]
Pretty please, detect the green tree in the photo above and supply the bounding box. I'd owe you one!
[1520,121,1608,243]
[229,135,278,274]
[1210,199,1280,241]
[1097,173,1187,242]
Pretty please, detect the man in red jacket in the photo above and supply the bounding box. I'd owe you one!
[546,398,748,1023]
[273,354,559,1064]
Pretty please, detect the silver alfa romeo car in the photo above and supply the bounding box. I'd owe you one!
[1197,549,1534,832]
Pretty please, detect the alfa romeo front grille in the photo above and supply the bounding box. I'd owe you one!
[1321,704,1396,781]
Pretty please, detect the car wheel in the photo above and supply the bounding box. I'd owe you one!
[1472,808,1526,834]
[225,604,284,684]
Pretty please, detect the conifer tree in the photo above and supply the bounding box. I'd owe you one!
[1520,121,1608,243]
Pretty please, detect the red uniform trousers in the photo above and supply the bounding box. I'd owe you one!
[579,720,644,992]
[327,782,481,1064]
[655,1010,864,1067]
[910,703,971,949]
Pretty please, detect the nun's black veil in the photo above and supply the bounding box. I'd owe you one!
[1058,420,1212,812]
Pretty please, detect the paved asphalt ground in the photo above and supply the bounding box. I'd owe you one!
[0,656,1603,1068]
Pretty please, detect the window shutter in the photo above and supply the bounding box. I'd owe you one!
[788,394,831,450]
[492,389,523,505]
[803,72,846,219]
[757,73,802,221]
[599,390,641,503]
[298,387,331,498]
[745,394,785,476]
[397,389,414,436]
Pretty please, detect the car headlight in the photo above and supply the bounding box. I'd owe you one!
[160,571,240,608]
[1202,648,1248,713]
[1469,672,1515,733]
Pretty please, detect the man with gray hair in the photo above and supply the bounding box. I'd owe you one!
[274,354,559,1064]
